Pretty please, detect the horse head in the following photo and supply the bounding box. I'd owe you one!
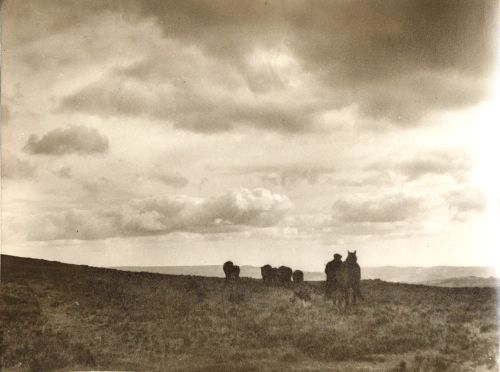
[346,250,357,264]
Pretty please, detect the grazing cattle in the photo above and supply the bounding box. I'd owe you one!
[292,270,304,284]
[232,265,240,280]
[334,251,363,309]
[324,253,343,299]
[223,261,240,281]
[277,266,293,284]
[223,261,234,281]
[261,264,273,282]
[270,267,279,283]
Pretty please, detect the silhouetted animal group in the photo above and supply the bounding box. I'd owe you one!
[261,264,303,284]
[223,250,362,308]
[222,261,240,281]
[223,261,303,284]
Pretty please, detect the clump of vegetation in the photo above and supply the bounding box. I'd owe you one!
[292,286,312,302]
[1,255,498,371]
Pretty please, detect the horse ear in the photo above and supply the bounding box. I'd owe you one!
[354,250,356,254]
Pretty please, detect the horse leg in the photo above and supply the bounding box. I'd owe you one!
[337,288,345,312]
[348,287,354,306]
[335,290,342,312]
[354,284,363,301]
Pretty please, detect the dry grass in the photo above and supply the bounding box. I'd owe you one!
[1,255,498,371]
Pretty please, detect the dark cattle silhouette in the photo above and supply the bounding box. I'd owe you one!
[232,265,240,280]
[277,266,293,284]
[324,253,343,299]
[270,267,279,283]
[261,264,273,282]
[223,261,234,281]
[223,261,240,281]
[334,251,363,309]
[292,270,304,284]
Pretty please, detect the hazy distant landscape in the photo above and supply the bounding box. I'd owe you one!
[116,265,499,287]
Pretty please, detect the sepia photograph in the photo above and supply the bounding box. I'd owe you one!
[1,1,499,371]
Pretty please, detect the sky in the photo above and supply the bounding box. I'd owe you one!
[2,0,499,271]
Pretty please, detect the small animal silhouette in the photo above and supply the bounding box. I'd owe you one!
[277,266,293,284]
[292,270,304,284]
[261,264,273,282]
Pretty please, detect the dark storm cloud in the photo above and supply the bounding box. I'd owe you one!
[132,0,495,75]
[59,65,323,133]
[136,0,496,123]
[2,152,36,179]
[53,0,496,131]
[2,0,132,46]
[24,125,109,156]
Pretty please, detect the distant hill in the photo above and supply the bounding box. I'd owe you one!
[362,266,498,284]
[115,265,498,286]
[419,276,500,288]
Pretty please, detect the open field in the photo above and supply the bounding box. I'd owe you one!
[1,255,498,371]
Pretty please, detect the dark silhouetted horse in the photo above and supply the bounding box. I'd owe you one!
[277,266,293,284]
[292,270,304,284]
[261,264,273,282]
[334,251,363,309]
[223,261,240,281]
[232,265,240,280]
[270,267,278,283]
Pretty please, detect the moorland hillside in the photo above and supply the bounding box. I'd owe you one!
[1,255,498,371]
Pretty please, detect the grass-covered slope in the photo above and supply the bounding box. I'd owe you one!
[1,255,498,371]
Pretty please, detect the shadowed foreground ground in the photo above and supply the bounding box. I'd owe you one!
[1,255,498,371]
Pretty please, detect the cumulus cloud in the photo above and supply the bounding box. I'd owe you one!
[28,188,293,240]
[398,150,472,181]
[2,152,36,179]
[24,125,109,155]
[332,193,421,223]
[367,149,473,183]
